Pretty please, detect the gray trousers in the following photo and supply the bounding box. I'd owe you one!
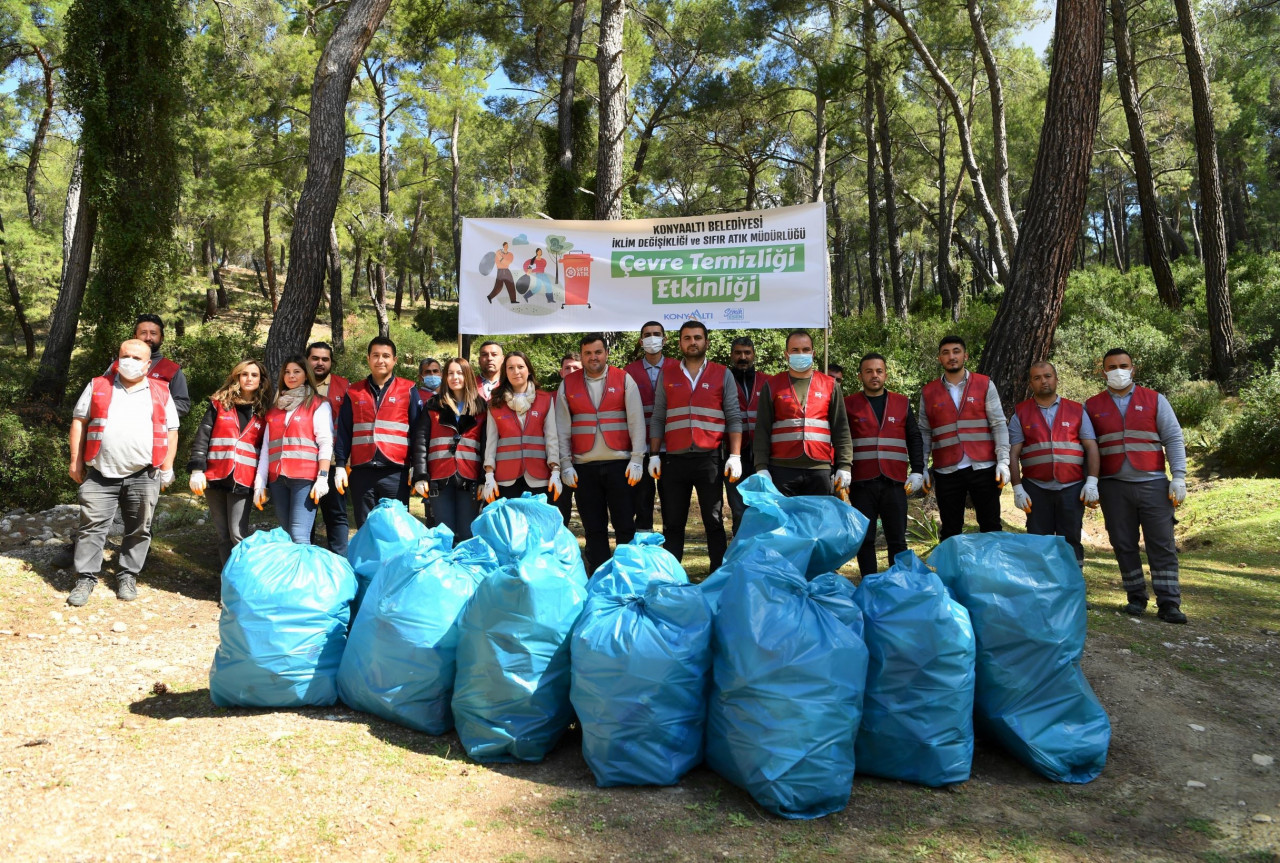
[205,485,251,566]
[1025,480,1085,568]
[1098,477,1180,607]
[74,468,160,581]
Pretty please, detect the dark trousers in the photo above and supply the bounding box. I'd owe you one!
[556,485,575,528]
[74,467,160,580]
[314,480,350,556]
[632,454,660,531]
[1024,480,1085,568]
[725,457,758,536]
[487,269,516,302]
[933,465,1002,539]
[433,475,479,544]
[575,459,636,575]
[848,476,909,575]
[349,464,410,528]
[205,485,252,565]
[659,452,727,570]
[499,477,552,501]
[770,464,833,498]
[1098,477,1180,607]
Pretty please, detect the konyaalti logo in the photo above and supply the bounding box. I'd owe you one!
[663,309,716,323]
[476,232,587,317]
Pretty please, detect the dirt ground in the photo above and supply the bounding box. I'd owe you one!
[1,492,1277,863]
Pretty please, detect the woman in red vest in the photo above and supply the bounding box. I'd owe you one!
[411,357,486,543]
[481,351,562,503]
[187,359,270,564]
[252,357,333,544]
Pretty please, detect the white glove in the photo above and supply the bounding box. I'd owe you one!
[1169,478,1187,506]
[922,468,932,492]
[1080,476,1099,507]
[482,472,500,503]
[253,486,268,510]
[1013,483,1032,513]
[547,469,562,501]
[626,460,644,486]
[188,470,207,496]
[648,455,662,479]
[834,469,852,490]
[904,472,924,495]
[333,466,348,494]
[561,464,578,488]
[310,475,329,504]
[413,479,430,498]
[994,461,1011,488]
[724,454,742,483]
[756,468,771,484]
[158,468,174,489]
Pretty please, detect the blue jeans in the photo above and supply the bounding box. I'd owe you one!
[270,477,317,544]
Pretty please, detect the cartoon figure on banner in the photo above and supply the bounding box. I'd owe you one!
[484,239,519,304]
[523,248,555,304]
[476,233,591,317]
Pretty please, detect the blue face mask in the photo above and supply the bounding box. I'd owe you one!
[422,374,442,390]
[788,353,814,373]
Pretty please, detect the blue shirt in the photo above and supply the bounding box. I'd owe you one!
[1008,397,1096,490]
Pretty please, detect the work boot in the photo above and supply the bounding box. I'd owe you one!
[1157,604,1187,625]
[67,576,96,607]
[1121,598,1147,616]
[115,574,138,602]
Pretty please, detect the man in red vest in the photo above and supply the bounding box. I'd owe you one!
[1085,348,1188,624]
[553,351,582,528]
[65,339,180,606]
[753,330,853,497]
[106,314,191,417]
[307,341,352,553]
[648,320,743,570]
[555,333,648,574]
[844,352,925,574]
[476,341,504,402]
[1009,361,1100,576]
[918,335,1010,538]
[624,321,679,531]
[333,336,426,528]
[725,335,766,533]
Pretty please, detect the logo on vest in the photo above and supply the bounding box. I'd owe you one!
[607,387,617,393]
[532,411,540,418]
[966,396,976,403]
[1134,405,1144,411]
[887,416,897,423]
[388,397,397,403]
[701,382,710,389]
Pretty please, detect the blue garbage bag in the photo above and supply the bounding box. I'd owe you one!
[571,536,708,787]
[586,532,687,596]
[472,493,585,582]
[701,473,868,611]
[451,555,588,762]
[853,551,976,787]
[345,499,432,616]
[931,533,1111,783]
[336,527,498,734]
[210,528,357,708]
[705,544,869,819]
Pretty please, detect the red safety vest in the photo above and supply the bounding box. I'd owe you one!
[490,391,553,482]
[348,377,414,467]
[624,357,681,429]
[322,375,349,418]
[204,401,265,487]
[1014,398,1087,484]
[417,385,437,403]
[661,361,728,452]
[84,376,171,468]
[922,373,996,469]
[266,399,321,481]
[564,367,632,455]
[425,404,484,481]
[736,371,767,442]
[845,391,910,482]
[1085,386,1165,476]
[768,371,836,463]
[107,356,181,384]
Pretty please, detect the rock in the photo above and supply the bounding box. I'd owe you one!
[1251,754,1274,767]
[196,519,206,526]
[64,667,92,677]
[1189,724,1206,732]
[26,633,45,640]
[1252,814,1273,823]
[111,622,127,633]
[30,540,43,547]
[166,717,187,724]
[67,627,82,636]
[1186,781,1207,788]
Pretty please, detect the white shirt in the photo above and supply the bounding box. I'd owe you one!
[73,378,180,479]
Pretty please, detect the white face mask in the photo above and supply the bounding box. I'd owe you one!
[1106,368,1133,390]
[117,357,148,380]
[641,335,665,354]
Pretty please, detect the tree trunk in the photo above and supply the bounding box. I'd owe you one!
[935,93,959,322]
[350,240,362,299]
[875,76,906,317]
[328,222,344,352]
[812,93,827,203]
[1173,0,1235,381]
[557,0,587,177]
[368,261,389,338]
[424,243,435,308]
[215,246,229,308]
[0,212,34,358]
[404,190,424,312]
[594,0,627,220]
[1110,0,1178,304]
[1105,186,1125,270]
[25,48,55,228]
[263,0,394,374]
[980,0,1105,406]
[862,1,886,323]
[263,194,278,311]
[966,0,1018,251]
[451,108,462,294]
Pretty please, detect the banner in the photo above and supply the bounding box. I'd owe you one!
[459,203,828,335]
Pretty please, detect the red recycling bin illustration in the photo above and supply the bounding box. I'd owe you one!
[560,252,594,308]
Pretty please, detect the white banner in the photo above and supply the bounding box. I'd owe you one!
[459,203,829,334]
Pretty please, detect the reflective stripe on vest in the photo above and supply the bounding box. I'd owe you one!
[662,362,728,452]
[564,366,632,454]
[266,400,320,482]
[84,376,171,469]
[348,377,414,466]
[922,373,996,468]
[490,391,553,482]
[1014,398,1086,484]
[204,401,265,486]
[845,391,910,482]
[426,406,484,481]
[768,371,836,463]
[1085,386,1165,476]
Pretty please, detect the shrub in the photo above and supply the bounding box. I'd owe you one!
[1215,357,1280,477]
[0,405,75,512]
[414,304,459,343]
[1167,380,1226,429]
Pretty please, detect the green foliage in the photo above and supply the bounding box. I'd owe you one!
[1215,356,1280,477]
[1166,380,1226,430]
[413,304,459,343]
[1230,253,1280,372]
[0,406,74,511]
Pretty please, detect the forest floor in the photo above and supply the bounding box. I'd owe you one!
[1,483,1278,862]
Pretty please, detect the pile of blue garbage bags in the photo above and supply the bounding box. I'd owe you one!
[209,479,1111,819]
